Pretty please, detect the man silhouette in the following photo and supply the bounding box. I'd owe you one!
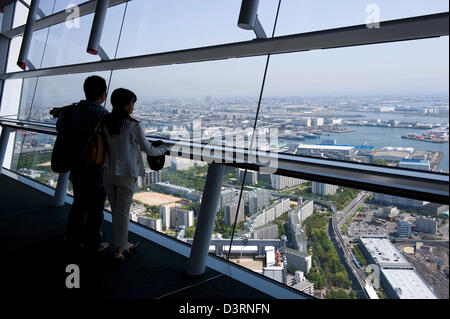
[57,75,110,254]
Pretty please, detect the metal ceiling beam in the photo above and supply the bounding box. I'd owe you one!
[0,0,16,9]
[0,12,448,81]
[1,0,130,39]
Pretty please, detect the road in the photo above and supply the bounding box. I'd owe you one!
[228,183,372,297]
[330,191,371,299]
[337,192,368,231]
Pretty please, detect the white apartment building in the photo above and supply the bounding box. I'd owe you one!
[170,208,194,229]
[137,216,162,232]
[415,215,438,234]
[311,181,338,196]
[270,174,307,190]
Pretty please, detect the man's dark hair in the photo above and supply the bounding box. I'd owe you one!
[83,75,107,101]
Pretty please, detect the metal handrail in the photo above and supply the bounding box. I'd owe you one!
[1,117,448,204]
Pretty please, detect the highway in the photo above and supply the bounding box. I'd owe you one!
[228,183,373,297]
[330,191,372,299]
[227,182,449,299]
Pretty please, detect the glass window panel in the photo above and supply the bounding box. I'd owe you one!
[105,55,269,244]
[18,71,112,123]
[38,0,88,18]
[106,56,268,146]
[37,0,56,18]
[27,27,49,69]
[52,0,86,14]
[218,173,448,299]
[12,1,29,28]
[125,155,208,241]
[116,0,279,58]
[257,37,449,173]
[36,3,125,68]
[275,0,450,36]
[11,132,59,189]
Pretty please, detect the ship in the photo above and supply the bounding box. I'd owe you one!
[281,133,305,141]
[401,133,448,143]
[298,131,319,139]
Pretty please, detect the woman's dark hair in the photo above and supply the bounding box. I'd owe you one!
[105,88,138,135]
[84,75,107,101]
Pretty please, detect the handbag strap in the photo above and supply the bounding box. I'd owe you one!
[93,113,107,134]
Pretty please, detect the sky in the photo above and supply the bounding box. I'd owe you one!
[18,0,450,101]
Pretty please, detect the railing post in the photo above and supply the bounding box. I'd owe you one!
[52,172,69,207]
[187,162,225,276]
[17,0,40,70]
[0,126,12,168]
[86,0,109,55]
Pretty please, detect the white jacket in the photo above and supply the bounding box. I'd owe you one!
[103,119,167,178]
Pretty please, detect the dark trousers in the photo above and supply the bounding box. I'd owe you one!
[65,181,106,252]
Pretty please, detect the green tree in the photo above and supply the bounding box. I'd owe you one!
[327,289,351,299]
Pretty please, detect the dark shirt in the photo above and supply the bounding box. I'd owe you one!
[56,100,109,188]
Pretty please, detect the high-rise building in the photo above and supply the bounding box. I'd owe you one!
[159,205,171,230]
[296,200,314,224]
[137,216,162,232]
[314,118,324,127]
[372,192,427,210]
[251,224,279,239]
[397,219,412,238]
[137,169,161,188]
[224,201,245,225]
[285,248,312,274]
[245,198,289,231]
[248,189,270,214]
[170,208,194,229]
[415,216,438,234]
[237,168,258,185]
[270,174,307,190]
[219,188,239,210]
[311,182,337,196]
[288,201,312,254]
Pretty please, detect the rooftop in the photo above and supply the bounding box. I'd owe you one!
[381,268,437,299]
[285,247,310,258]
[297,144,355,151]
[399,159,430,164]
[359,236,410,268]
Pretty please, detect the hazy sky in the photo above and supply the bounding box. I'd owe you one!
[21,0,450,101]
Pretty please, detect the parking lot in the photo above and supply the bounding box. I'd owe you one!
[346,204,397,239]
